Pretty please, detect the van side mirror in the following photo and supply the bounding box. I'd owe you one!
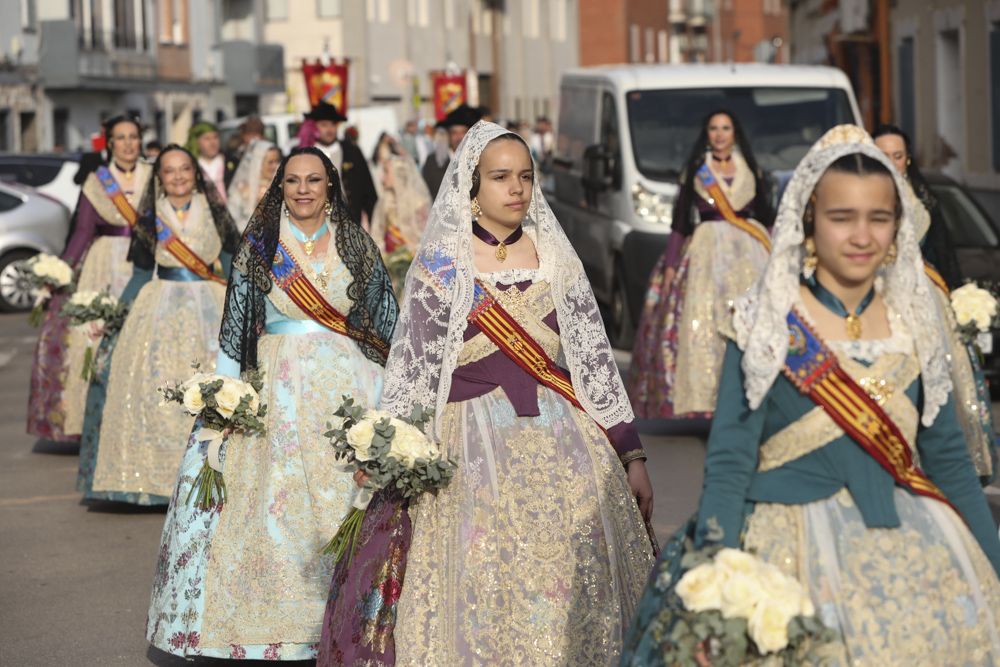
[581,144,614,193]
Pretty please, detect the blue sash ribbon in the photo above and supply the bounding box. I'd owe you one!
[265,319,330,335]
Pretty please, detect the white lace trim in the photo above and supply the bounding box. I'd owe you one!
[733,125,951,426]
[381,122,634,435]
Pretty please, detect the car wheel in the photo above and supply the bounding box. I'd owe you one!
[608,258,635,350]
[0,250,38,312]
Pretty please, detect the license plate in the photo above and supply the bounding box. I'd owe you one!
[977,332,993,355]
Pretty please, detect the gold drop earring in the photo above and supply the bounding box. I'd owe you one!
[470,198,482,218]
[803,237,818,278]
[882,243,897,266]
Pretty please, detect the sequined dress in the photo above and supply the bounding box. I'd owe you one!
[392,266,654,666]
[628,161,768,419]
[623,312,1000,666]
[146,221,385,660]
[26,163,149,441]
[89,196,227,503]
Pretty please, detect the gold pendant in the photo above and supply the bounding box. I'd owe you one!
[304,239,315,256]
[495,242,507,262]
[845,314,862,340]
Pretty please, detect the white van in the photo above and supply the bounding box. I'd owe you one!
[549,64,862,347]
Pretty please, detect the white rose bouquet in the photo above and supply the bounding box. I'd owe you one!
[25,253,74,326]
[160,366,267,509]
[59,289,130,380]
[321,396,457,565]
[651,540,835,666]
[950,282,999,351]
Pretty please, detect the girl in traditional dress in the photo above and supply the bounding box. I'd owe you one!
[319,121,654,666]
[622,126,1000,666]
[368,133,432,294]
[27,115,151,442]
[84,145,240,505]
[147,147,397,660]
[629,110,774,420]
[226,139,282,232]
[874,124,997,482]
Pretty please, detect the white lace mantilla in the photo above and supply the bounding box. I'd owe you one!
[733,125,952,426]
[381,121,634,435]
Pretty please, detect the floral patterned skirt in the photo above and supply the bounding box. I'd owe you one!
[26,293,75,442]
[146,328,383,659]
[628,221,767,419]
[622,489,1000,666]
[394,386,654,666]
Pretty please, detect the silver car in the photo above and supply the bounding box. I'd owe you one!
[0,181,70,311]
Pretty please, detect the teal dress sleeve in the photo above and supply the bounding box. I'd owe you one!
[119,266,152,305]
[694,340,767,547]
[917,391,1000,576]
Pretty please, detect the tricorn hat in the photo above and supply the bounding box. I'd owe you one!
[435,103,484,130]
[305,101,348,123]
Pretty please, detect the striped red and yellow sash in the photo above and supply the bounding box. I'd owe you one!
[696,163,771,251]
[95,165,140,227]
[924,262,949,295]
[783,308,955,510]
[467,279,593,419]
[269,239,390,362]
[154,216,226,285]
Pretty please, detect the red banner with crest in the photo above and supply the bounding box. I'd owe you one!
[302,60,350,115]
[431,72,467,121]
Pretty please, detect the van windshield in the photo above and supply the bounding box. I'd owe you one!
[626,87,854,180]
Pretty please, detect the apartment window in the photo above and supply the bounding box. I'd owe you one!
[113,0,138,49]
[935,28,963,169]
[20,111,37,152]
[629,24,640,62]
[266,0,288,21]
[0,111,8,151]
[53,108,69,150]
[658,30,668,63]
[898,36,916,143]
[317,0,341,18]
[645,27,655,63]
[523,0,540,39]
[550,0,566,42]
[444,0,454,29]
[20,0,37,32]
[992,23,1000,170]
[406,0,428,26]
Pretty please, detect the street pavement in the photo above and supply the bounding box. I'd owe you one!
[0,312,996,665]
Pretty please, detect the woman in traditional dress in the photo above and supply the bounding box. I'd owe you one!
[319,121,654,666]
[27,115,151,442]
[628,110,775,420]
[226,139,282,232]
[368,132,432,294]
[84,145,240,505]
[873,124,996,482]
[622,126,1000,666]
[146,147,397,660]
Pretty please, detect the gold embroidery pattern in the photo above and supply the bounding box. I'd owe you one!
[395,385,653,666]
[459,280,561,367]
[92,199,228,498]
[759,353,921,472]
[744,490,1000,665]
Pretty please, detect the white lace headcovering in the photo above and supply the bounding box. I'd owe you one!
[733,124,952,426]
[380,121,635,435]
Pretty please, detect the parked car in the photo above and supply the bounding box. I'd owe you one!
[0,181,71,311]
[0,153,81,211]
[925,172,1000,381]
[548,64,863,347]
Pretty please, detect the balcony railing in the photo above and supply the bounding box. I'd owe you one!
[77,27,151,53]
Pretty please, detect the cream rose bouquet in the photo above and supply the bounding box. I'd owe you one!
[160,366,267,509]
[26,253,74,326]
[646,536,836,666]
[321,396,457,565]
[950,282,999,352]
[59,289,130,380]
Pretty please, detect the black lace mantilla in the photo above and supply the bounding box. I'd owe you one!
[128,144,241,270]
[219,146,398,371]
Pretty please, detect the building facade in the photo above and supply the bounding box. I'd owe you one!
[892,0,1000,206]
[260,0,578,125]
[0,0,284,153]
